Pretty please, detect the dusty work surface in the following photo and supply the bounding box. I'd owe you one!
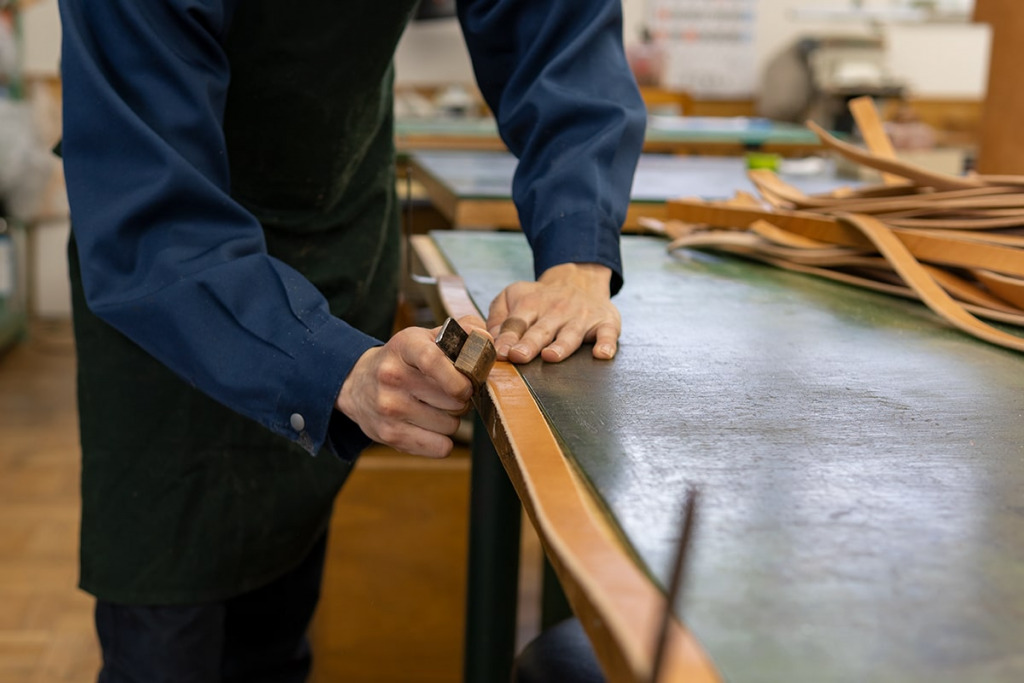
[433,230,1024,683]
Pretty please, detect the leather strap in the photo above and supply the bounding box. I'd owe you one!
[664,198,1024,349]
[681,248,1024,328]
[973,269,1024,309]
[805,120,985,191]
[750,169,1022,214]
[667,200,1024,279]
[434,273,720,683]
[884,216,1024,231]
[837,213,1024,351]
[848,95,904,186]
[660,99,1024,352]
[668,226,1023,316]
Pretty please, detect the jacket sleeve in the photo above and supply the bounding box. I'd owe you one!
[58,0,375,458]
[457,0,646,294]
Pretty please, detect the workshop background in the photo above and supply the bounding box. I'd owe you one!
[0,0,1011,681]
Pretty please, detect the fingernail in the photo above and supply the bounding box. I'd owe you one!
[512,344,530,357]
[496,344,510,357]
[596,344,614,358]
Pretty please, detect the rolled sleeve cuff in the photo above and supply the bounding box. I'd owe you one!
[274,316,381,457]
[529,208,624,295]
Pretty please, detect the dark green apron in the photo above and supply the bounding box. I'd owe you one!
[71,0,419,605]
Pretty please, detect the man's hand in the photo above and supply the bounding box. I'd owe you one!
[488,263,620,364]
[336,316,487,458]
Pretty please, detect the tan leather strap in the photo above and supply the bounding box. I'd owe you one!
[690,248,1024,328]
[806,120,985,191]
[667,230,872,267]
[837,213,1024,351]
[667,228,1022,316]
[434,273,720,683]
[667,200,1024,279]
[884,215,1024,230]
[896,228,1024,248]
[848,96,904,186]
[749,219,830,248]
[974,174,1024,186]
[665,211,1024,349]
[973,269,1024,309]
[659,97,1024,347]
[828,182,930,200]
[749,169,1022,214]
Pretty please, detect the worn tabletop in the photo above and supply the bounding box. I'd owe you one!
[411,152,847,203]
[395,115,824,155]
[433,231,1024,683]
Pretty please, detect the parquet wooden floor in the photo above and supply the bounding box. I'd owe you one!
[0,320,100,682]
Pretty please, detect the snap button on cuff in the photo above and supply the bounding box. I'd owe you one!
[289,413,306,432]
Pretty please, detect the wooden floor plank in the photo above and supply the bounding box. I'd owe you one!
[0,322,101,681]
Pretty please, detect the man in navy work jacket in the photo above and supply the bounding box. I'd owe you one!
[57,0,645,679]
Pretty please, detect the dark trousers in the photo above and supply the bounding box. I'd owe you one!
[512,618,606,683]
[94,534,327,683]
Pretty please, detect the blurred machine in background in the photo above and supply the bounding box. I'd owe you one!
[758,35,903,133]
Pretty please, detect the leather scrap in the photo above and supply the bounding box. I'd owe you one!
[656,98,1024,353]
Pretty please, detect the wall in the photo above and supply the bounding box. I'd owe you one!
[637,0,985,99]
[29,0,977,89]
[393,1,648,87]
[21,0,61,77]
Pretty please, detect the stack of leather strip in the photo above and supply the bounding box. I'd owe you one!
[656,97,1024,353]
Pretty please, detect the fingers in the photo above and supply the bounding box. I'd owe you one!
[508,315,567,363]
[539,320,618,362]
[517,318,618,363]
[492,315,533,360]
[487,275,622,364]
[337,328,474,458]
[591,321,619,360]
[371,389,463,456]
[502,314,621,364]
[539,321,586,363]
[500,317,529,337]
[400,324,473,402]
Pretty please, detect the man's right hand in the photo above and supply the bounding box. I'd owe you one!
[336,319,483,458]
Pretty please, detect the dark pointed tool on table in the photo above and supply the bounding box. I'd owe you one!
[651,485,700,683]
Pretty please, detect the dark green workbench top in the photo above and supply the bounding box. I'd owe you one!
[433,231,1024,683]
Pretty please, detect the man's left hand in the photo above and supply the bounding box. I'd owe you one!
[487,263,620,364]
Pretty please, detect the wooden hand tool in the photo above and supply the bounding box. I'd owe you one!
[435,317,496,393]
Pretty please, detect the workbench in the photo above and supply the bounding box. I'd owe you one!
[406,152,849,231]
[395,115,824,157]
[417,230,1024,683]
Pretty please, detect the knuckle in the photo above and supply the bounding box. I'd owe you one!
[377,360,403,387]
[376,422,400,444]
[508,281,531,297]
[377,396,403,419]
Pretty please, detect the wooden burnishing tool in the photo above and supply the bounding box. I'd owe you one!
[435,317,496,393]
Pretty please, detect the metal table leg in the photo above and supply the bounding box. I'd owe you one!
[463,413,522,683]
